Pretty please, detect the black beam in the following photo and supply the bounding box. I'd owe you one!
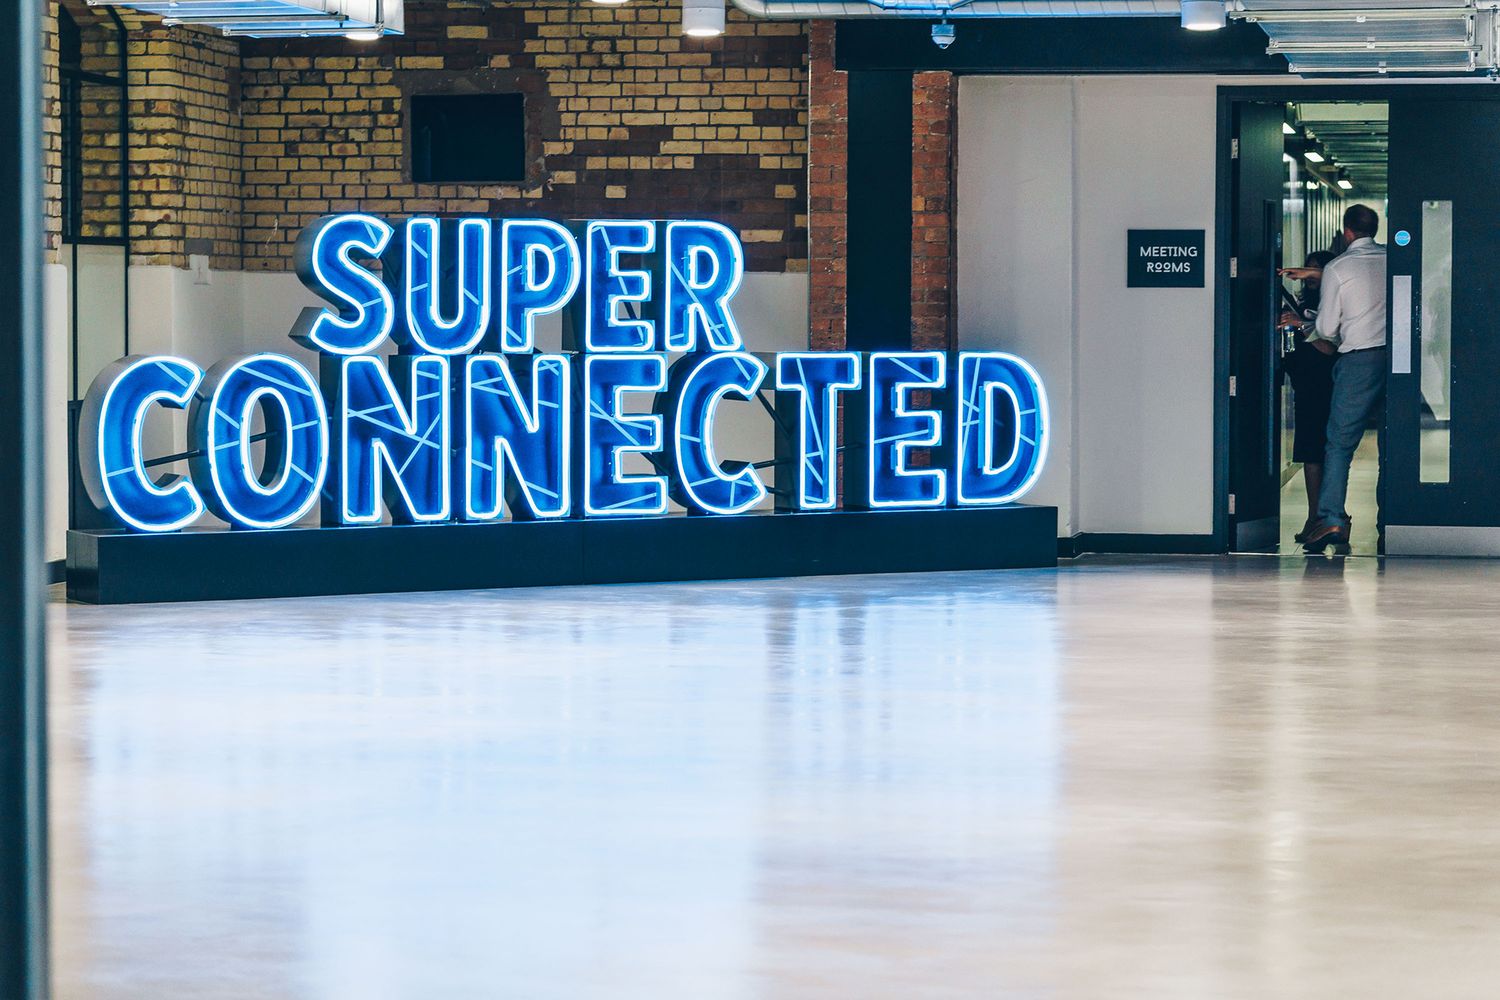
[835,18,1288,75]
[0,0,49,997]
[846,70,913,352]
[68,506,1059,605]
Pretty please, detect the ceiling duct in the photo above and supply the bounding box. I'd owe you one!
[728,0,1180,19]
[1230,1,1499,74]
[84,0,405,38]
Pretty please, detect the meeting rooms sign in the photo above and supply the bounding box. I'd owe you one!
[1127,229,1206,289]
[79,215,1050,535]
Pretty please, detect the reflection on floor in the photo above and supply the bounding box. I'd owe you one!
[1279,430,1381,556]
[48,556,1500,998]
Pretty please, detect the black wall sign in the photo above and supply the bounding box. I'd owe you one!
[1127,229,1206,288]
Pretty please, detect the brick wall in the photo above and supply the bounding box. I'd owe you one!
[131,25,243,268]
[805,21,846,351]
[44,2,241,269]
[73,25,127,242]
[804,39,958,354]
[911,70,955,352]
[40,4,966,340]
[43,0,809,275]
[43,3,61,261]
[237,0,807,273]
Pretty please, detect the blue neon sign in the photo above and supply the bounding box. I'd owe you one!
[666,351,767,515]
[190,354,328,530]
[337,354,451,524]
[397,217,492,356]
[78,215,1050,534]
[465,353,572,521]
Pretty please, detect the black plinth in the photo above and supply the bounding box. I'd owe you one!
[66,505,1058,605]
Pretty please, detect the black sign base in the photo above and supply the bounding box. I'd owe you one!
[67,506,1057,605]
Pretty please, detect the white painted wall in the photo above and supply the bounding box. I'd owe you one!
[44,264,69,563]
[49,264,810,554]
[957,78,1078,533]
[959,75,1219,539]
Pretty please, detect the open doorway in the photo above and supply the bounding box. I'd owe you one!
[1276,102,1389,555]
[1224,96,1389,556]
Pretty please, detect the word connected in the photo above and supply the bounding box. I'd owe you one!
[79,216,1049,533]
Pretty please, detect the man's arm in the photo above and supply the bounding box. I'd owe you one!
[1278,266,1322,281]
[1310,264,1343,352]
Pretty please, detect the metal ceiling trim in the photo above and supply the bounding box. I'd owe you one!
[1233,6,1474,20]
[84,0,403,36]
[1270,39,1477,50]
[727,0,1180,18]
[161,13,346,23]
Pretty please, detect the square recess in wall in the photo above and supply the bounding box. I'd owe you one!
[411,93,525,184]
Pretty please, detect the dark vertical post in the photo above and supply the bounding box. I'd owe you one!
[845,69,913,353]
[0,0,50,997]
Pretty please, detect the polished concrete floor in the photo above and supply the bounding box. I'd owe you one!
[48,555,1500,999]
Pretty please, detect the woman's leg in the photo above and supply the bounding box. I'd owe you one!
[1303,462,1323,522]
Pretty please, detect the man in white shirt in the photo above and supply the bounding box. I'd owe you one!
[1302,204,1387,553]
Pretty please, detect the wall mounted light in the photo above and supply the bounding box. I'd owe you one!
[1180,0,1226,31]
[682,0,725,36]
[591,0,631,7]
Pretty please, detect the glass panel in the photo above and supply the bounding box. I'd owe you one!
[1419,200,1452,483]
[69,243,127,400]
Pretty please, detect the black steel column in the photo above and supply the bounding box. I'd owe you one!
[845,70,913,353]
[0,0,49,996]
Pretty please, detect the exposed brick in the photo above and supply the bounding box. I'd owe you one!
[806,20,845,353]
[43,0,810,277]
[910,70,955,353]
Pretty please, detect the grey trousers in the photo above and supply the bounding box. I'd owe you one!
[1317,348,1386,529]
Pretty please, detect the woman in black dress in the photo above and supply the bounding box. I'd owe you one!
[1280,250,1337,543]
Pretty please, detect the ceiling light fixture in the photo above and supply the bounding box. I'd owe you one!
[345,28,381,40]
[1304,150,1326,163]
[681,0,724,36]
[1181,0,1226,31]
[1337,178,1354,191]
[1282,121,1296,135]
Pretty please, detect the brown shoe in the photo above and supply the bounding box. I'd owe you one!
[1296,516,1352,545]
[1303,521,1350,554]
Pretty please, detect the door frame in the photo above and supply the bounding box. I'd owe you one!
[1,3,49,999]
[1213,84,1500,553]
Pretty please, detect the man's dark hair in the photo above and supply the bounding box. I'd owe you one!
[1307,250,1336,269]
[1343,204,1379,239]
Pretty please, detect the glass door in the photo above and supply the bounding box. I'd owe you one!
[1384,96,1500,553]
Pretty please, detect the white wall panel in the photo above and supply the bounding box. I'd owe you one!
[958,76,1077,534]
[44,263,70,562]
[1073,76,1216,536]
[958,75,1218,539]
